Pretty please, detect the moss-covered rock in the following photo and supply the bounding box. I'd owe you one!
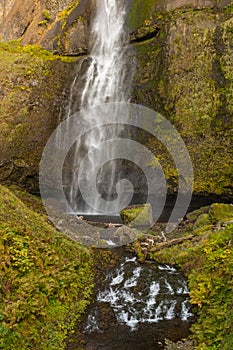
[0,40,79,193]
[120,203,153,227]
[185,203,233,232]
[133,240,146,262]
[193,213,212,229]
[210,203,233,223]
[0,185,94,350]
[129,0,233,199]
[0,0,91,56]
[149,203,233,349]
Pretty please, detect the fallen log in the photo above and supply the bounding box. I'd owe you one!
[150,234,194,252]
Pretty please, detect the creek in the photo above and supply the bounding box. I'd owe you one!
[63,0,195,346]
[67,248,195,350]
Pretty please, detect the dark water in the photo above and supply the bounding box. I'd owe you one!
[80,214,122,224]
[67,251,195,350]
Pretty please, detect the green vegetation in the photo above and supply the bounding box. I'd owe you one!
[0,185,94,350]
[42,9,51,21]
[0,40,76,62]
[224,3,233,15]
[128,0,158,30]
[150,204,233,349]
[38,10,51,27]
[58,0,81,19]
[130,4,233,197]
[0,39,77,191]
[120,204,152,227]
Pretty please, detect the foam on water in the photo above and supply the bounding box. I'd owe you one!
[86,256,194,332]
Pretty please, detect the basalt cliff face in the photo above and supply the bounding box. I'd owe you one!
[0,0,91,55]
[129,0,233,198]
[0,0,232,198]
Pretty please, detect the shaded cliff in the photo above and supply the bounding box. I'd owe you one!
[0,41,79,193]
[129,0,233,198]
[0,0,232,198]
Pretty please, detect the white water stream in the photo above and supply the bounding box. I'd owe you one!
[68,0,134,214]
[84,257,194,333]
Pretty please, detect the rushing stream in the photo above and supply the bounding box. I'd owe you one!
[60,0,195,344]
[68,250,195,350]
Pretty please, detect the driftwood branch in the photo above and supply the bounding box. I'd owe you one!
[150,234,194,252]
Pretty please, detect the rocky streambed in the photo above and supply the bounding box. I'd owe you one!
[67,247,195,350]
[66,202,233,349]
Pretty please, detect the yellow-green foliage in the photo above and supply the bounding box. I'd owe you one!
[120,204,152,226]
[0,39,76,62]
[42,9,51,21]
[210,203,233,223]
[150,204,233,349]
[58,0,80,19]
[0,185,94,350]
[131,5,233,197]
[128,0,158,30]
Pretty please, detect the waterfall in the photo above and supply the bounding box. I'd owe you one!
[67,0,134,214]
[80,0,130,107]
[83,257,194,334]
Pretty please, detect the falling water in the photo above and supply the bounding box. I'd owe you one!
[92,258,193,332]
[67,0,134,214]
[78,255,194,349]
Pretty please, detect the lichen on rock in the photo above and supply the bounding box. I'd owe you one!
[0,40,79,193]
[129,0,233,199]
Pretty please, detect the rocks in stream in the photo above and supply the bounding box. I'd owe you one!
[45,201,139,247]
[120,204,153,228]
[165,339,194,350]
[133,235,164,262]
[79,255,194,350]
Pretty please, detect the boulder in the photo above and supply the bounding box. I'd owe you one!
[112,225,138,245]
[120,204,153,228]
[210,203,233,223]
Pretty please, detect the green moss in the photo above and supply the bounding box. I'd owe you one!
[0,40,77,63]
[38,20,49,27]
[0,39,77,191]
[58,0,80,19]
[224,3,233,15]
[0,185,94,350]
[186,207,210,222]
[120,204,152,227]
[42,9,51,21]
[128,0,160,30]
[131,6,233,197]
[193,214,212,229]
[149,204,233,349]
[133,240,146,262]
[192,225,213,236]
[210,203,233,223]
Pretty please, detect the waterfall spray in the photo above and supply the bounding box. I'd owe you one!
[68,0,134,214]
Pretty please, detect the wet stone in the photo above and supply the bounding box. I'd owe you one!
[71,252,195,350]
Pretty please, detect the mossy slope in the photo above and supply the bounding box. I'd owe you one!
[0,185,94,350]
[150,203,233,349]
